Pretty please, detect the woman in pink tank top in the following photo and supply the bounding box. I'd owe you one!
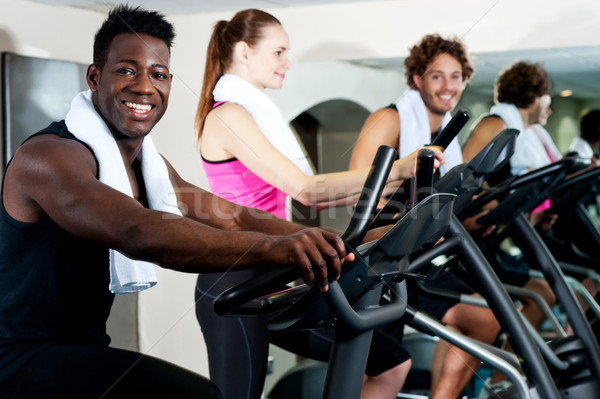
[201,151,287,219]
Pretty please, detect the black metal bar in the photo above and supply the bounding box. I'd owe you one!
[446,215,561,399]
[321,287,380,399]
[321,329,373,399]
[512,213,600,379]
[416,148,435,203]
[342,145,397,248]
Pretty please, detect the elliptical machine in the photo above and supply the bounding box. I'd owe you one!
[424,134,600,397]
[214,111,563,398]
[372,115,564,398]
[214,145,459,399]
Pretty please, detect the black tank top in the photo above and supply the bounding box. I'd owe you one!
[0,121,113,383]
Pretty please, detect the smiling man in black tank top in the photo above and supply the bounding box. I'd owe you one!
[0,6,351,398]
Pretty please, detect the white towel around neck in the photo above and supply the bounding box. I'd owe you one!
[531,124,562,162]
[213,74,313,176]
[395,89,462,174]
[65,90,182,294]
[490,102,551,175]
[490,103,525,133]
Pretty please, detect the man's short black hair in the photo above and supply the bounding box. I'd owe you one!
[93,5,175,69]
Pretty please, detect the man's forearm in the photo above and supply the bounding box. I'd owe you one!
[120,210,277,273]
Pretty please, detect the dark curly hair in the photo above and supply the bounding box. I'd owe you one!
[404,34,474,89]
[495,61,551,108]
[93,5,175,70]
[581,109,600,144]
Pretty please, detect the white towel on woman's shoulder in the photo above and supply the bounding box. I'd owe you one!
[213,73,313,176]
[65,90,182,294]
[395,89,462,174]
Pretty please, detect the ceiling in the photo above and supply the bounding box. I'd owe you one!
[30,0,600,101]
[30,0,368,14]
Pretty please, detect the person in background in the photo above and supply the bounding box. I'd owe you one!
[464,61,600,390]
[463,61,559,228]
[570,109,600,163]
[350,34,467,177]
[463,61,554,176]
[194,9,443,399]
[350,34,502,399]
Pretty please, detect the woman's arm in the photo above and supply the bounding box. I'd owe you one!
[165,156,304,234]
[203,103,440,209]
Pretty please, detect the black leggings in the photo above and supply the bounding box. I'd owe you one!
[10,344,221,399]
[196,271,410,399]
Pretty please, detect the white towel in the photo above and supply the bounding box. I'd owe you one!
[395,89,462,174]
[531,124,562,162]
[569,136,595,159]
[490,103,551,175]
[65,90,182,294]
[490,103,524,133]
[213,74,313,176]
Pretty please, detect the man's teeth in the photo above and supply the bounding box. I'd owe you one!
[440,94,452,100]
[125,102,152,112]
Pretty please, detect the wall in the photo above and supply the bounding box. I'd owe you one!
[2,0,600,385]
[0,0,104,165]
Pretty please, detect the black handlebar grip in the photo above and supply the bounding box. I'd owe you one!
[416,148,435,203]
[341,145,397,248]
[372,109,470,226]
[213,266,295,317]
[430,109,470,150]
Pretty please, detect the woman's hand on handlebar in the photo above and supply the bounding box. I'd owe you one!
[389,146,444,181]
[266,228,355,292]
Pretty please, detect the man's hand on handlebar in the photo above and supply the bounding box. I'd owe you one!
[266,228,355,292]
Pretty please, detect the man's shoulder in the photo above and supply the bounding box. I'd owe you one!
[23,120,76,147]
[473,114,506,134]
[16,122,96,170]
[4,121,99,223]
[370,106,400,124]
[364,106,401,136]
[19,120,77,147]
[30,120,71,138]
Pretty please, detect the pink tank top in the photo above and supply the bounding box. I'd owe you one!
[202,156,287,219]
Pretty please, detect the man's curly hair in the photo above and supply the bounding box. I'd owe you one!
[495,61,551,108]
[404,34,474,89]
